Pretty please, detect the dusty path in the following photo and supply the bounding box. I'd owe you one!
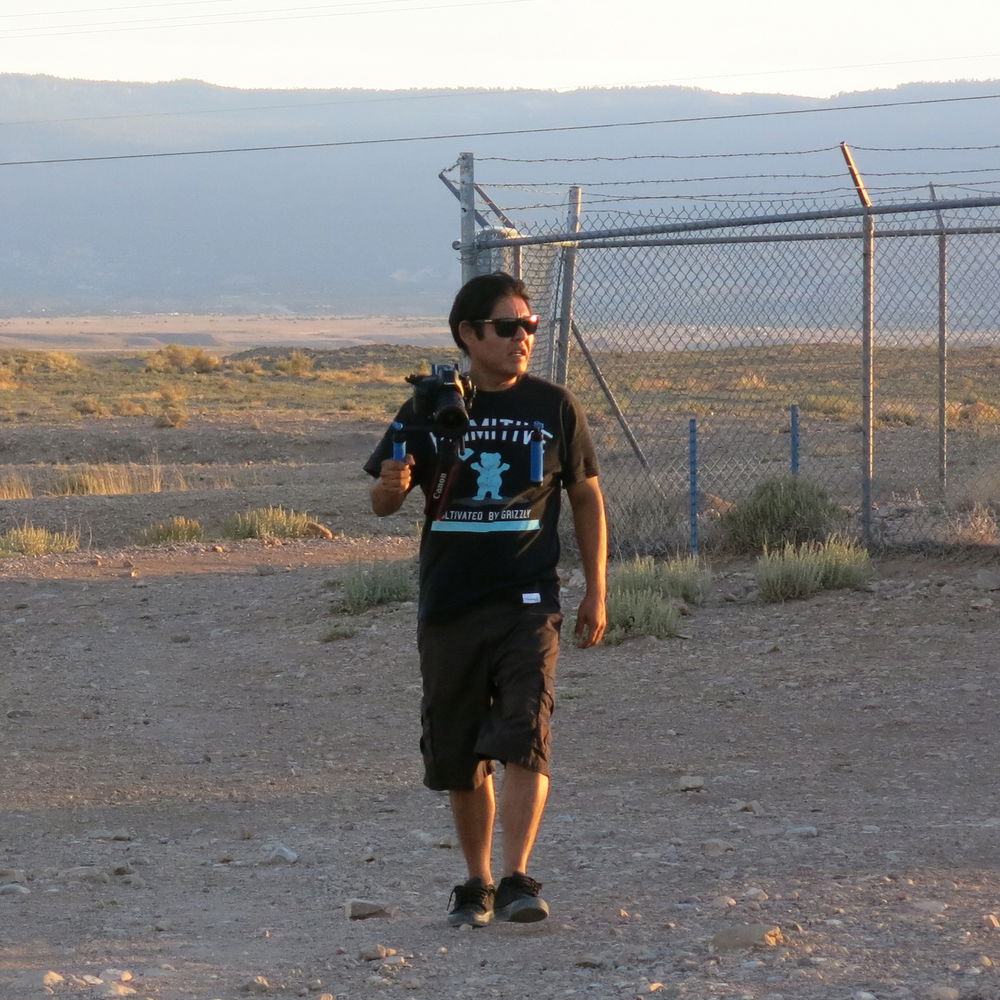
[1,415,999,1000]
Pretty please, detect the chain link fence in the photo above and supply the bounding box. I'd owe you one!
[454,158,1000,555]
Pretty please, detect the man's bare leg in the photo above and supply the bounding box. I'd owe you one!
[499,763,549,876]
[449,774,496,884]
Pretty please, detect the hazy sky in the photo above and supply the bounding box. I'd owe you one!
[3,0,999,98]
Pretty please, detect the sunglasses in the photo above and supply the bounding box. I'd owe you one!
[474,315,540,338]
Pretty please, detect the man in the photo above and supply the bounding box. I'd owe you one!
[364,271,607,928]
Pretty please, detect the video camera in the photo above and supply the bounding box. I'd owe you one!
[390,363,473,463]
[404,363,473,439]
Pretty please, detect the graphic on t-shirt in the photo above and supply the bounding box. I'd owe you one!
[469,452,510,500]
[428,415,551,533]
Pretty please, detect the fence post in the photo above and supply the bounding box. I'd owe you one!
[842,143,875,544]
[688,418,699,556]
[459,152,478,286]
[554,186,582,386]
[930,183,949,493]
[789,404,800,476]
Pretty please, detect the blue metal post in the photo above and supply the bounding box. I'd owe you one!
[688,418,699,556]
[789,404,800,476]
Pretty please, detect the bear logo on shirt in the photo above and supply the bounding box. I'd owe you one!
[470,452,510,500]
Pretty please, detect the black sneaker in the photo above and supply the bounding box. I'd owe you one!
[494,872,549,923]
[447,877,495,927]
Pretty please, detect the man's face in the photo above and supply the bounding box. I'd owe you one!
[459,294,535,390]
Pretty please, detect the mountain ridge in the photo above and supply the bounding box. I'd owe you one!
[2,74,997,317]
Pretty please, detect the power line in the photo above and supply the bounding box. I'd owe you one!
[5,90,1000,169]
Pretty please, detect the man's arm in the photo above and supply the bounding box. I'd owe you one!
[370,455,415,517]
[566,475,608,648]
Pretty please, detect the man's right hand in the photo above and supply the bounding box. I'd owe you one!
[370,455,414,516]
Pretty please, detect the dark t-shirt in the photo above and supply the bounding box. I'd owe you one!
[364,374,599,621]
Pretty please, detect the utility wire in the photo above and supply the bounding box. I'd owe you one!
[4,90,1000,168]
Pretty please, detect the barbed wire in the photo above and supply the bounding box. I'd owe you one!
[472,147,841,164]
[481,180,999,214]
[477,167,1000,192]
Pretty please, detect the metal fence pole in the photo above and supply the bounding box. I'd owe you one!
[843,143,876,544]
[861,214,876,544]
[688,419,699,556]
[555,186,582,386]
[930,183,949,492]
[459,152,478,286]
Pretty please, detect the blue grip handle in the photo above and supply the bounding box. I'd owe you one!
[391,422,405,462]
[529,423,545,484]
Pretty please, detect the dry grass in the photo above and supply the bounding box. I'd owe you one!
[0,523,80,557]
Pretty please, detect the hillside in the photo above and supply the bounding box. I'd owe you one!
[1,75,998,317]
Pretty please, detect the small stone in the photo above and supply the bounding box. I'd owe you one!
[346,899,394,920]
[359,945,396,961]
[677,775,705,791]
[100,969,133,983]
[574,955,605,968]
[262,843,298,865]
[925,988,960,1000]
[241,976,271,994]
[785,825,819,838]
[853,993,878,1000]
[702,838,735,856]
[710,924,784,950]
[0,883,29,895]
[973,569,1000,590]
[911,899,948,915]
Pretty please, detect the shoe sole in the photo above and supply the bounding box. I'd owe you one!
[447,912,493,928]
[494,899,549,923]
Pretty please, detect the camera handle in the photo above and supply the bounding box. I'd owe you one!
[387,419,465,521]
[391,421,406,462]
[529,422,545,485]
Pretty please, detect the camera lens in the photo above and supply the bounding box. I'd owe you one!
[434,392,470,435]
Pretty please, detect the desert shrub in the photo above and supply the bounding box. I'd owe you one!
[721,475,845,553]
[0,350,82,376]
[338,560,417,614]
[51,463,182,496]
[154,403,189,428]
[220,506,314,539]
[274,350,314,377]
[610,554,712,606]
[322,624,358,642]
[876,403,922,427]
[139,516,204,545]
[71,395,111,417]
[756,538,872,602]
[945,502,1000,546]
[799,394,858,420]
[0,524,80,557]
[146,345,221,374]
[601,553,707,645]
[113,397,147,417]
[0,474,33,499]
[604,589,684,645]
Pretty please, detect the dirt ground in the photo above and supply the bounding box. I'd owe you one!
[2,406,1000,1000]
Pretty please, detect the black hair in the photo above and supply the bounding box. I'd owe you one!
[447,271,532,354]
